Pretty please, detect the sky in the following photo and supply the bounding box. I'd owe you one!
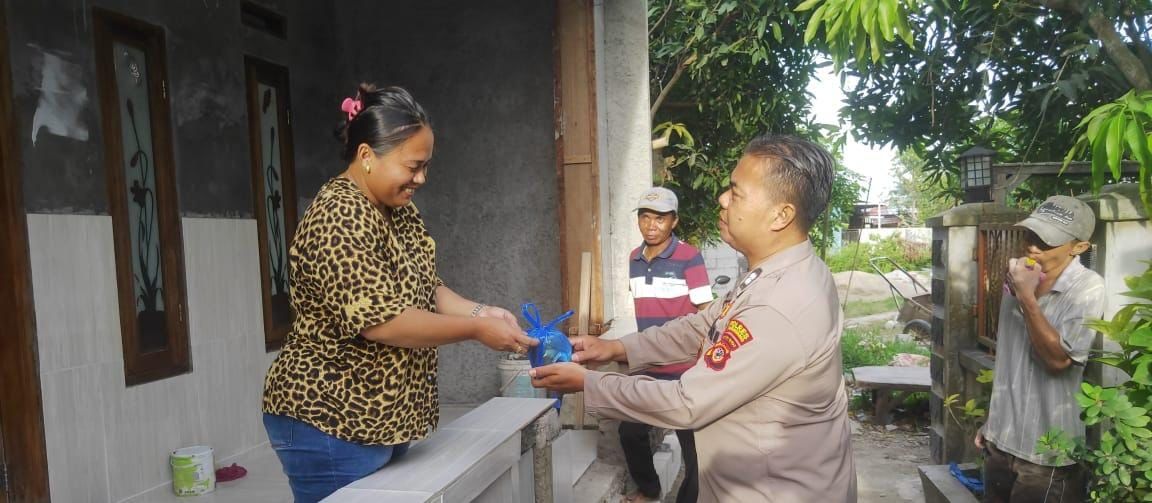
[806,66,897,204]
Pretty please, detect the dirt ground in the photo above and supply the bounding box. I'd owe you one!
[853,419,932,502]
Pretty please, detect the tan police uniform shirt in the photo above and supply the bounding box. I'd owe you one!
[585,241,856,502]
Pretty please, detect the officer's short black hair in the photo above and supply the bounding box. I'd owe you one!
[743,134,835,231]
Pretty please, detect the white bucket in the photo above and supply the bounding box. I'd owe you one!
[170,445,215,496]
[498,356,545,398]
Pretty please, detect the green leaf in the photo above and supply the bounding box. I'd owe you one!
[1107,115,1127,180]
[1077,393,1098,408]
[878,0,896,42]
[869,31,882,62]
[1132,327,1152,348]
[977,369,995,384]
[1124,90,1145,112]
[804,4,827,43]
[1093,119,1112,189]
[795,0,824,12]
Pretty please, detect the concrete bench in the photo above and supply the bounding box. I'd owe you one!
[323,397,558,502]
[849,366,931,425]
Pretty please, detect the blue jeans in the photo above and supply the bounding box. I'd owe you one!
[263,413,410,503]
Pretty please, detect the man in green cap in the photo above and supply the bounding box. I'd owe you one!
[977,195,1105,502]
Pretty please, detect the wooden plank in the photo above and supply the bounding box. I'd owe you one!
[557,0,593,161]
[560,163,598,331]
[554,0,604,330]
[850,366,931,391]
[577,252,592,336]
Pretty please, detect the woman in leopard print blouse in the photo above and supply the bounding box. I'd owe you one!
[261,85,537,503]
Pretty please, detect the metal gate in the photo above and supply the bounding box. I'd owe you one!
[975,224,1026,353]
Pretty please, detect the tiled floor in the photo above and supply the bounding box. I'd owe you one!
[123,445,291,503]
[123,406,481,502]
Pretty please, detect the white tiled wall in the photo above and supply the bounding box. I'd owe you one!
[28,214,278,503]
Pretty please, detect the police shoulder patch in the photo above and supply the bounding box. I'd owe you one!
[703,318,754,371]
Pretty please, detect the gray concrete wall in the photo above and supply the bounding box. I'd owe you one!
[8,0,563,404]
[8,0,345,217]
[331,1,562,404]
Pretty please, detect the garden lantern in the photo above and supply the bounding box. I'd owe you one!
[959,146,995,203]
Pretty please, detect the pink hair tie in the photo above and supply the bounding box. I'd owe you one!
[340,97,362,121]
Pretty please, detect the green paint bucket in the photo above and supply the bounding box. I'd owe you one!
[170,445,215,496]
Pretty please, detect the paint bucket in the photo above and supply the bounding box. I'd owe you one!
[498,355,544,398]
[170,445,215,496]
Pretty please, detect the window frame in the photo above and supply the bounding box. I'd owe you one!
[243,56,298,351]
[93,8,191,385]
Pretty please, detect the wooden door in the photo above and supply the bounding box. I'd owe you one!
[555,0,608,333]
[0,0,51,499]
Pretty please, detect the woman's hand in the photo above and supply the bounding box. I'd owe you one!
[570,335,626,367]
[474,317,538,354]
[476,305,520,331]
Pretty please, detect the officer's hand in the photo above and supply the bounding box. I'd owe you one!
[974,430,985,449]
[570,336,626,367]
[529,362,587,393]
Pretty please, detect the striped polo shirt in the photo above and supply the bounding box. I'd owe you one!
[630,237,711,375]
[982,259,1105,466]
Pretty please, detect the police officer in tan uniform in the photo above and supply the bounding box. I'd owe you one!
[531,134,856,502]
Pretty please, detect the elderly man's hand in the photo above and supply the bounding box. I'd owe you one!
[530,362,587,393]
[1007,257,1044,300]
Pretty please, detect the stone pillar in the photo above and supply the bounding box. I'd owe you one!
[926,203,1026,463]
[1081,183,1151,387]
[592,0,650,470]
[598,0,651,326]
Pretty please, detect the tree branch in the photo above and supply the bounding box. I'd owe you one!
[1036,0,1152,90]
[1085,12,1152,90]
[651,56,692,120]
[650,8,740,120]
[649,0,674,37]
[1124,20,1152,76]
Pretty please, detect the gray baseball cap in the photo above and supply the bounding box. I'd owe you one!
[1015,195,1096,246]
[636,187,678,213]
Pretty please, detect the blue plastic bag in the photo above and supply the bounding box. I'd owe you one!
[521,303,574,410]
[949,462,984,495]
[522,303,575,368]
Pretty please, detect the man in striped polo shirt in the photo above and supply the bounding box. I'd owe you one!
[622,187,711,503]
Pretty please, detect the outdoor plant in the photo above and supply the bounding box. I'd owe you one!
[825,235,931,274]
[1062,90,1152,214]
[943,369,994,447]
[795,0,1152,216]
[840,326,927,372]
[1039,262,1152,502]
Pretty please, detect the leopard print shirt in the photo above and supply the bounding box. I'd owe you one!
[262,177,441,445]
